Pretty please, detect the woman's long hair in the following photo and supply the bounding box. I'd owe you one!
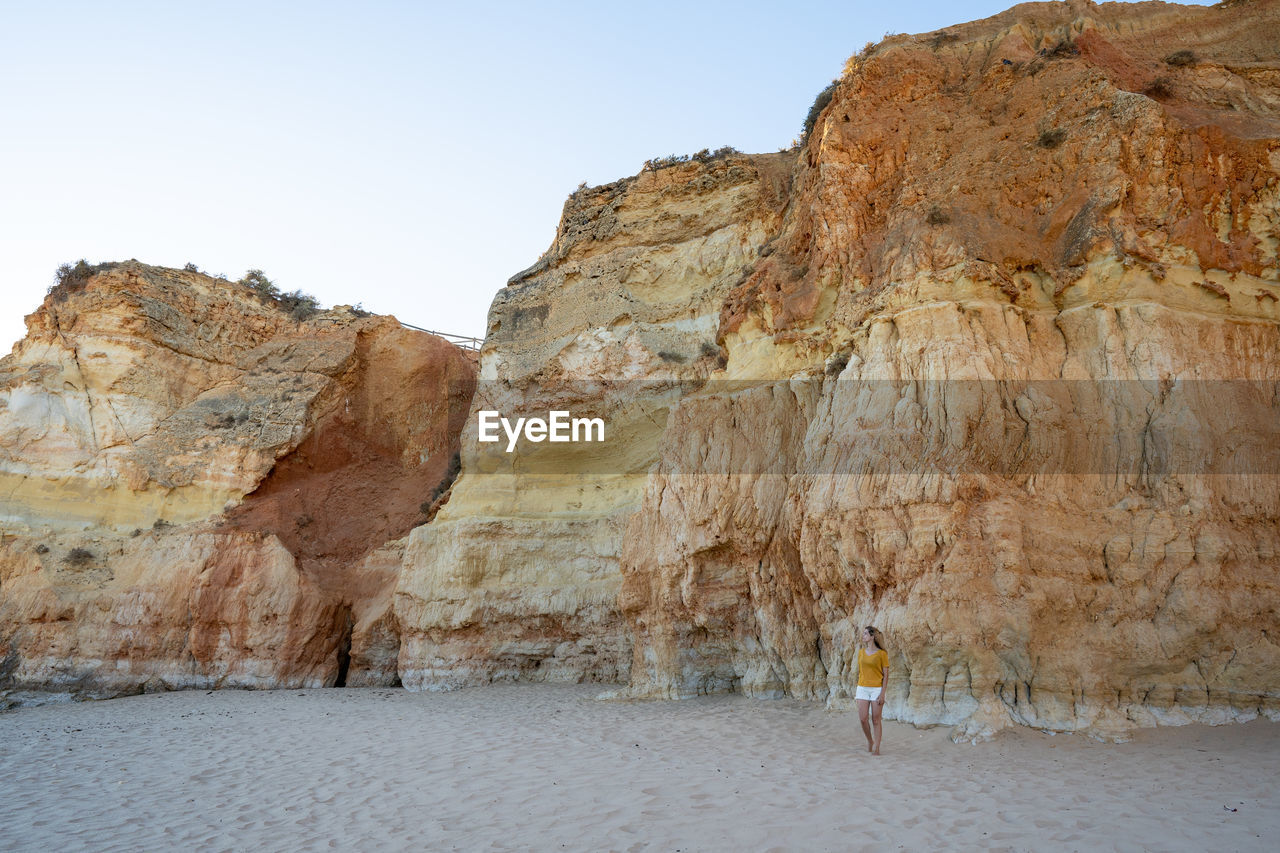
[864,626,885,651]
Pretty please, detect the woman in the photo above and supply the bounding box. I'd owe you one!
[855,626,888,755]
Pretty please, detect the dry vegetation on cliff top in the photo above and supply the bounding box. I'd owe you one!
[49,259,328,321]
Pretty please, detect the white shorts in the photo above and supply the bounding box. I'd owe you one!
[855,686,882,701]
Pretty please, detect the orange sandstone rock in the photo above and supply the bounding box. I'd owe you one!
[3,1,1278,743]
[619,0,1280,739]
[394,154,790,689]
[0,262,475,702]
[394,0,1280,740]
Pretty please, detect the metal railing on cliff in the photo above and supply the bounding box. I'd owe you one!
[399,322,484,351]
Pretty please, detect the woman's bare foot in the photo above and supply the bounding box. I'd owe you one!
[872,747,881,756]
[866,740,874,753]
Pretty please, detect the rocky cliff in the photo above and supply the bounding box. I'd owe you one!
[394,0,1280,740]
[0,262,476,703]
[3,0,1278,742]
[394,154,793,688]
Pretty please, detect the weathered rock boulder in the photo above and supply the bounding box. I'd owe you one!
[0,262,476,703]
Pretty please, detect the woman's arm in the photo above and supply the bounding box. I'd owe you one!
[877,654,888,706]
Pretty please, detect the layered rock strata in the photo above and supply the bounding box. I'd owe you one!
[617,0,1280,740]
[396,0,1280,739]
[0,263,476,702]
[394,155,793,688]
[2,0,1277,741]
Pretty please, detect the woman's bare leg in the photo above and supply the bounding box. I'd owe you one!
[870,703,883,755]
[856,699,873,752]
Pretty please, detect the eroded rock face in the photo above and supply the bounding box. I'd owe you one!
[394,155,792,688]
[0,263,476,703]
[399,0,1280,739]
[619,0,1280,740]
[4,1,1276,741]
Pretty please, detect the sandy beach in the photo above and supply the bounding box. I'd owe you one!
[0,685,1275,852]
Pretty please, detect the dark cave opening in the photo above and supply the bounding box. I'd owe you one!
[333,607,353,688]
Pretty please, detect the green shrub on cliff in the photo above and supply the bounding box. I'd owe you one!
[801,81,839,144]
[277,289,321,320]
[238,268,280,299]
[643,146,741,172]
[644,153,691,170]
[236,269,322,320]
[48,259,108,303]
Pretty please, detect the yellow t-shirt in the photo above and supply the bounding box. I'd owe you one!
[857,647,888,688]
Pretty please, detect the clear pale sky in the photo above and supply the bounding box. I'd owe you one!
[0,1,1211,354]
